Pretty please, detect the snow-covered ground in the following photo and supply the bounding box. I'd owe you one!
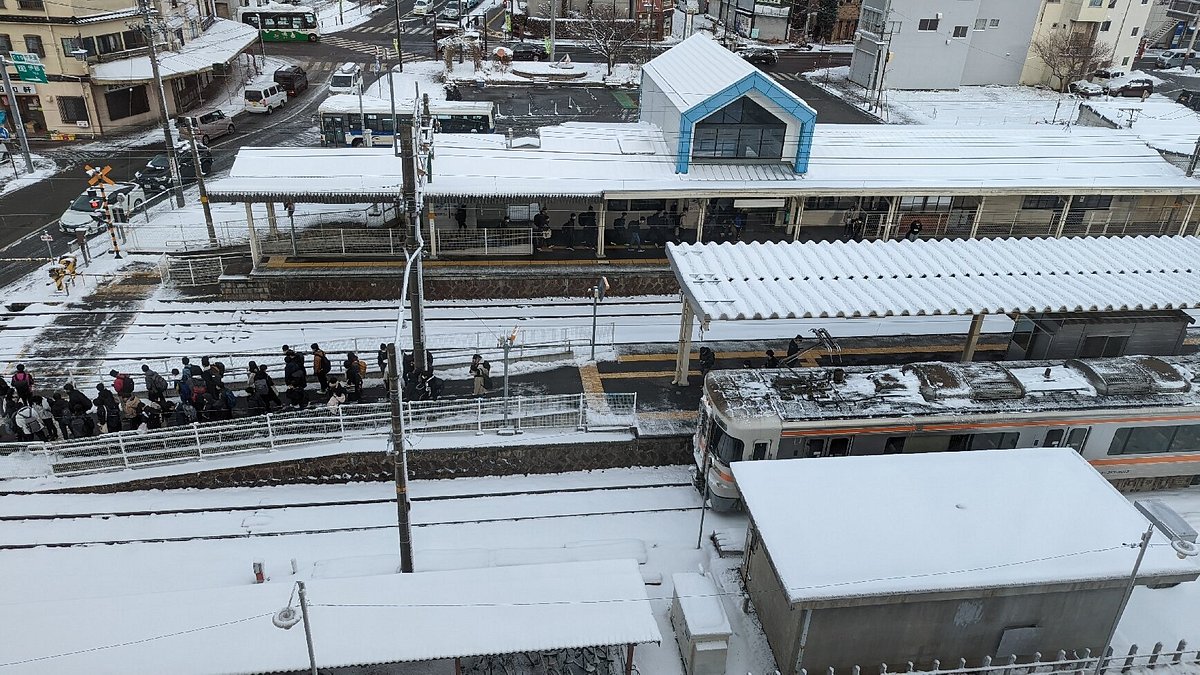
[0,467,1196,673]
[316,0,385,33]
[1082,94,1200,156]
[445,58,640,86]
[0,152,57,198]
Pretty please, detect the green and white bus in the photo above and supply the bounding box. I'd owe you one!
[240,5,321,42]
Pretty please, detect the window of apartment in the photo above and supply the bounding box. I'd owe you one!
[22,35,45,58]
[918,18,939,31]
[988,18,1000,28]
[105,85,151,121]
[57,96,88,124]
[16,0,45,9]
[0,35,11,53]
[952,25,968,38]
[1088,0,1102,6]
[123,29,147,49]
[974,18,987,30]
[1122,55,1130,65]
[1022,195,1061,210]
[1131,26,1139,36]
[94,33,124,54]
[1100,20,1111,31]
[859,6,885,34]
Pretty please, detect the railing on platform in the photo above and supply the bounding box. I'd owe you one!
[162,254,242,287]
[1,393,637,477]
[431,226,534,257]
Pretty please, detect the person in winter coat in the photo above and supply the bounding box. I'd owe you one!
[698,346,716,377]
[122,394,147,431]
[246,361,259,389]
[142,399,165,429]
[94,384,121,434]
[283,353,308,408]
[49,393,70,439]
[786,335,802,361]
[110,369,135,397]
[344,353,364,402]
[244,387,268,417]
[559,213,577,251]
[173,368,192,403]
[29,395,56,441]
[469,354,490,396]
[13,402,46,441]
[326,377,348,411]
[763,349,780,369]
[312,343,332,393]
[253,364,281,409]
[416,372,443,401]
[181,356,202,379]
[10,364,34,403]
[142,364,169,404]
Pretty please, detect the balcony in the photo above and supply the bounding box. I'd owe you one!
[1166,0,1200,20]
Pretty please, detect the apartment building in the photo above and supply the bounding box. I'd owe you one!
[1020,0,1152,86]
[0,0,255,139]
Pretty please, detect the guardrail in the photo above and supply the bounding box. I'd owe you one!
[431,227,534,257]
[2,393,637,477]
[162,254,245,287]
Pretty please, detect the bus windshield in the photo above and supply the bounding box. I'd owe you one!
[708,421,744,464]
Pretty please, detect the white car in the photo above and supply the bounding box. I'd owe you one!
[59,182,147,235]
[1068,80,1103,98]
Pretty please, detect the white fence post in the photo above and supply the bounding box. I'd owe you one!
[476,398,484,435]
[340,229,347,255]
[484,228,490,256]
[516,396,522,433]
[266,413,275,450]
[338,406,346,435]
[577,393,586,430]
[192,423,203,458]
[118,434,130,469]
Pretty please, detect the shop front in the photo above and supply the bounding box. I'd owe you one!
[0,82,46,138]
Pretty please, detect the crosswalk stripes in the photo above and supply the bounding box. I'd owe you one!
[333,23,435,36]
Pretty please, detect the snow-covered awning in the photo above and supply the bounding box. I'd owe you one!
[90,19,258,85]
[667,236,1200,322]
[0,560,660,673]
[207,147,407,203]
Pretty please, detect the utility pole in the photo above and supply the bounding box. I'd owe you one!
[139,0,186,208]
[296,581,318,675]
[188,120,217,245]
[409,96,430,375]
[0,58,34,173]
[393,0,406,72]
[549,0,557,61]
[386,343,415,572]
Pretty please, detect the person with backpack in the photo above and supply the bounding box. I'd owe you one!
[283,352,308,409]
[110,369,135,398]
[326,377,348,411]
[181,356,202,379]
[10,364,34,404]
[49,393,70,439]
[94,384,121,434]
[469,354,490,396]
[344,352,365,402]
[312,343,332,393]
[253,364,281,410]
[174,397,198,425]
[30,395,56,441]
[13,401,47,441]
[122,393,147,431]
[173,368,191,404]
[63,383,92,417]
[141,365,169,404]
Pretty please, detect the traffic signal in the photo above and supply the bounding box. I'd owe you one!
[86,189,102,211]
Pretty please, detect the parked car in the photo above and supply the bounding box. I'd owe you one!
[437,6,460,21]
[737,47,778,67]
[135,144,213,193]
[1179,89,1200,111]
[1156,49,1197,69]
[273,65,309,97]
[1107,77,1154,97]
[508,42,547,61]
[244,81,288,114]
[59,182,147,235]
[1069,80,1104,98]
[1091,68,1126,85]
[177,109,235,145]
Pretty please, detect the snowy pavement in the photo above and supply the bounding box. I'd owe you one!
[0,467,1197,673]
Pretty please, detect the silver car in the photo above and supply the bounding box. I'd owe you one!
[59,182,147,235]
[177,109,236,145]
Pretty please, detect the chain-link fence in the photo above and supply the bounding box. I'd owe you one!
[3,392,637,477]
[433,227,534,257]
[162,255,241,287]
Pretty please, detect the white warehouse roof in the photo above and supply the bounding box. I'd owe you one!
[0,560,660,673]
[732,448,1200,605]
[666,236,1200,322]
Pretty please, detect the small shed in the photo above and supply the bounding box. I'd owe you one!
[732,448,1200,675]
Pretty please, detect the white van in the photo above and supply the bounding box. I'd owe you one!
[413,0,431,14]
[244,82,288,114]
[329,62,362,95]
[1156,49,1197,69]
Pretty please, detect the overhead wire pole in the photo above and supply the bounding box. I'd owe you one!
[409,93,430,376]
[393,0,406,72]
[386,342,415,572]
[187,120,217,245]
[139,0,186,208]
[0,57,34,173]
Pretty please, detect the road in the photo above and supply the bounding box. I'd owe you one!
[0,1,866,288]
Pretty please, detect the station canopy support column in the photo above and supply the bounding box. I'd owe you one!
[245,202,261,271]
[672,295,696,386]
[960,313,986,362]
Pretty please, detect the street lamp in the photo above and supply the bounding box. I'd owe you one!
[1092,501,1200,675]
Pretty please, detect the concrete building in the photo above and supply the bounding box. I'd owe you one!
[849,0,1041,90]
[712,0,792,42]
[733,448,1200,675]
[1020,0,1152,87]
[0,0,256,139]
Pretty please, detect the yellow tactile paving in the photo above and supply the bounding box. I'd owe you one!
[617,342,1009,364]
[602,370,701,379]
[578,362,605,395]
[638,410,699,420]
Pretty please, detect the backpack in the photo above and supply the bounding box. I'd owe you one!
[357,360,367,376]
[253,377,269,396]
[481,361,493,389]
[314,351,330,374]
[178,401,198,423]
[12,371,30,390]
[224,389,238,410]
[190,376,208,402]
[114,373,133,395]
[150,372,168,393]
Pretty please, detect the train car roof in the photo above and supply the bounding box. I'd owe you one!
[705,355,1200,423]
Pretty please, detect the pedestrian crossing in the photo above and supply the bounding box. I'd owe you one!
[317,34,437,62]
[350,23,436,36]
[768,71,807,83]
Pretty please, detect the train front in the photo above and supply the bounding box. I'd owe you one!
[694,370,780,512]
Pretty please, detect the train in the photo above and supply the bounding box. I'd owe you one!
[694,355,1200,511]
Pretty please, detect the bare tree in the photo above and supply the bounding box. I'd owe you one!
[1030,29,1114,92]
[577,5,644,75]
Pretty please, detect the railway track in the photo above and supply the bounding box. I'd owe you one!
[0,482,698,550]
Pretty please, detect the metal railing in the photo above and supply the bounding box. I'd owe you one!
[794,640,1199,675]
[431,227,534,257]
[3,393,637,477]
[162,255,239,287]
[260,228,406,257]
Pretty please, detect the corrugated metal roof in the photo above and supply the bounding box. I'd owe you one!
[0,560,660,673]
[667,237,1200,322]
[642,34,759,112]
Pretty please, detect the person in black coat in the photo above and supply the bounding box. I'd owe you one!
[93,384,121,433]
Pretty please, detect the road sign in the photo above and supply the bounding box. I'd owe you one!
[8,52,47,84]
[84,164,115,187]
[39,233,53,242]
[0,127,8,141]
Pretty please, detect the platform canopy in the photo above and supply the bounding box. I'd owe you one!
[206,147,407,204]
[0,560,660,673]
[667,236,1200,323]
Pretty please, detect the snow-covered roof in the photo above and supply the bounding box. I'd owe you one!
[1081,95,1200,157]
[733,448,1200,605]
[208,147,406,203]
[0,560,660,673]
[666,237,1200,323]
[90,19,258,84]
[643,34,760,113]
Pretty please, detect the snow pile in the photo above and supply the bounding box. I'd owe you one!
[0,152,57,198]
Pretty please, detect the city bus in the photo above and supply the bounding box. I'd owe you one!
[318,95,496,147]
[240,5,321,42]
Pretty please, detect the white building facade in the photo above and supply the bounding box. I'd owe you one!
[1020,0,1152,86]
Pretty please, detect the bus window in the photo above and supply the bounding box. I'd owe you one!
[1066,428,1088,452]
[806,439,825,458]
[244,13,260,27]
[752,441,768,461]
[1044,429,1064,447]
[884,437,905,454]
[303,13,318,28]
[828,438,850,457]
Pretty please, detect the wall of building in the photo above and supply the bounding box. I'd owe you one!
[1098,0,1152,71]
[792,586,1125,674]
[639,71,684,160]
[960,0,1040,86]
[743,525,804,674]
[871,0,982,90]
[1021,0,1151,87]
